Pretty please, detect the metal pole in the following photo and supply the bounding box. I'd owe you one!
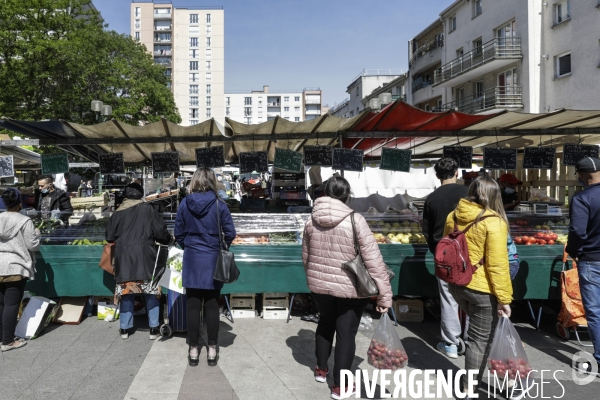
[339,134,344,179]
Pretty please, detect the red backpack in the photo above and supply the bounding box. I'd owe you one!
[434,215,497,286]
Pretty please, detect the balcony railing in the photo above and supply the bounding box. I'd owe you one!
[412,79,434,93]
[154,10,172,19]
[154,60,171,67]
[391,94,406,101]
[267,102,281,107]
[154,25,172,31]
[153,50,171,56]
[154,37,171,43]
[305,98,321,104]
[409,35,444,67]
[439,86,523,114]
[434,37,522,86]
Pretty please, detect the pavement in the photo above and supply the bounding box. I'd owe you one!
[0,301,598,400]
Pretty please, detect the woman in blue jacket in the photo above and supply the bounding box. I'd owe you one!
[175,168,236,367]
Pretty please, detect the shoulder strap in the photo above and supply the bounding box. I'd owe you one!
[350,212,360,256]
[216,200,225,250]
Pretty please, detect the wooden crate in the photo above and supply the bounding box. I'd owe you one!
[394,299,424,322]
[229,294,255,310]
[262,307,288,320]
[262,293,289,309]
[231,309,257,318]
[71,195,108,209]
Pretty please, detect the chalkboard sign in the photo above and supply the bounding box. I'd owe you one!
[563,144,600,166]
[99,153,125,174]
[151,152,180,173]
[274,148,303,173]
[443,146,473,169]
[0,155,14,178]
[304,145,333,166]
[380,148,411,172]
[483,148,518,170]
[239,151,268,174]
[332,148,363,172]
[522,147,556,169]
[195,146,225,168]
[41,153,69,175]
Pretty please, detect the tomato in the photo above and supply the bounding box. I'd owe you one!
[521,236,529,242]
[526,242,534,246]
[514,237,523,245]
[535,232,544,239]
[550,233,558,241]
[548,239,555,245]
[538,239,547,245]
[541,233,551,241]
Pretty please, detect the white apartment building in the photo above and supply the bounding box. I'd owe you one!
[131,1,224,126]
[409,0,600,115]
[225,86,323,124]
[333,70,404,118]
[361,74,408,111]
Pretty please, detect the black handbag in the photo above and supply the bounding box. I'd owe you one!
[342,213,379,297]
[213,200,240,283]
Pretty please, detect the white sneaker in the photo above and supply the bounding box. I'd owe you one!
[0,338,27,352]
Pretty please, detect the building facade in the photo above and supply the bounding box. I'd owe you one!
[131,1,224,125]
[225,86,323,124]
[361,74,408,111]
[342,70,404,117]
[409,0,600,115]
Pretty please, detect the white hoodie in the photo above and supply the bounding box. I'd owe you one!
[0,212,40,279]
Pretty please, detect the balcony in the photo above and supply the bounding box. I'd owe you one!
[412,79,433,93]
[391,94,406,101]
[409,36,444,73]
[154,37,171,43]
[154,25,172,31]
[154,10,172,19]
[154,60,172,67]
[439,86,523,114]
[267,102,281,107]
[305,98,321,104]
[305,109,321,115]
[153,50,172,56]
[244,111,252,117]
[434,37,522,87]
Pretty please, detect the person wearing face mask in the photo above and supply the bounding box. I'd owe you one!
[34,175,73,225]
[498,173,522,211]
[567,156,600,376]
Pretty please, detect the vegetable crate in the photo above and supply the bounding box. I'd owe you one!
[230,294,257,318]
[394,299,424,322]
[262,293,289,320]
[71,193,108,209]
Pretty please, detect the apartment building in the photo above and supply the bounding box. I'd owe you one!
[334,70,404,118]
[131,1,224,125]
[225,86,323,124]
[409,0,600,115]
[361,74,408,111]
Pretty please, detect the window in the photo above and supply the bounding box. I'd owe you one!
[284,96,289,102]
[206,108,212,118]
[206,96,212,106]
[206,48,212,58]
[190,97,199,106]
[449,16,457,32]
[189,26,199,35]
[355,87,359,97]
[190,108,199,118]
[284,117,290,120]
[356,107,359,114]
[189,85,199,94]
[206,84,211,94]
[189,120,199,126]
[244,97,252,105]
[244,107,252,116]
[135,19,140,30]
[425,104,430,112]
[245,117,252,124]
[475,81,483,98]
[189,49,198,59]
[206,26,212,35]
[189,61,198,70]
[457,87,465,106]
[294,117,300,122]
[284,107,290,112]
[134,32,140,40]
[473,0,482,17]
[206,37,211,47]
[135,7,141,17]
[190,14,198,24]
[226,107,230,116]
[189,73,199,83]
[437,99,443,110]
[294,96,300,101]
[206,61,211,70]
[206,14,211,23]
[294,106,300,112]
[190,37,198,47]
[473,38,483,55]
[206,72,212,81]
[556,52,571,77]
[555,1,570,25]
[226,97,230,106]
[349,111,354,117]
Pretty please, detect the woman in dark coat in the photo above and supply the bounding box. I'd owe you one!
[106,183,173,340]
[175,168,236,367]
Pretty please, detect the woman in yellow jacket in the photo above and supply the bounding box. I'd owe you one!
[444,176,513,393]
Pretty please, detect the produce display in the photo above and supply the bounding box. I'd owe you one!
[508,212,569,246]
[367,339,408,370]
[364,214,426,244]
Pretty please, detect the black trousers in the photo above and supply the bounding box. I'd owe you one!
[186,288,221,347]
[312,293,369,387]
[0,279,27,345]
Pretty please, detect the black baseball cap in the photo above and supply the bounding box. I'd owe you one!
[575,157,600,173]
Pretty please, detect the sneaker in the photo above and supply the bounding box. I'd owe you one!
[0,338,27,352]
[508,377,535,400]
[331,384,356,400]
[314,366,328,383]
[120,328,129,339]
[436,342,458,359]
[149,327,159,340]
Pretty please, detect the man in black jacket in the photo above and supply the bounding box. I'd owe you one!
[34,175,73,225]
[422,158,469,359]
[567,156,600,375]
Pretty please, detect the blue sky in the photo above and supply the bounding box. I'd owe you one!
[94,0,451,106]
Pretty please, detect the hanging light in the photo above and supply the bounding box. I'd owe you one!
[101,105,112,116]
[91,100,103,112]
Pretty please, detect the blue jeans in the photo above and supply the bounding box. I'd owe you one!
[119,294,160,330]
[578,261,600,363]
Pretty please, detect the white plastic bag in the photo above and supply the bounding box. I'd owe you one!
[487,316,534,386]
[367,314,408,370]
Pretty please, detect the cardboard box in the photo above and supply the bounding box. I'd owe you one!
[97,302,120,320]
[394,299,424,322]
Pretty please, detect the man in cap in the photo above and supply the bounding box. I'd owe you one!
[567,156,600,375]
[498,173,523,211]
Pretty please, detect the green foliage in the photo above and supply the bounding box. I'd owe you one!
[0,0,181,126]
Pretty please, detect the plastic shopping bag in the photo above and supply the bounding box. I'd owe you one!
[487,316,534,385]
[367,314,408,370]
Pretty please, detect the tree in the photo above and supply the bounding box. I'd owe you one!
[0,0,181,126]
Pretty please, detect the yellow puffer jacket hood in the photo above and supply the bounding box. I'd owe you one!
[444,198,513,304]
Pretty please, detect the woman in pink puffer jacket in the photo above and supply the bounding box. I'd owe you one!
[302,176,393,399]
